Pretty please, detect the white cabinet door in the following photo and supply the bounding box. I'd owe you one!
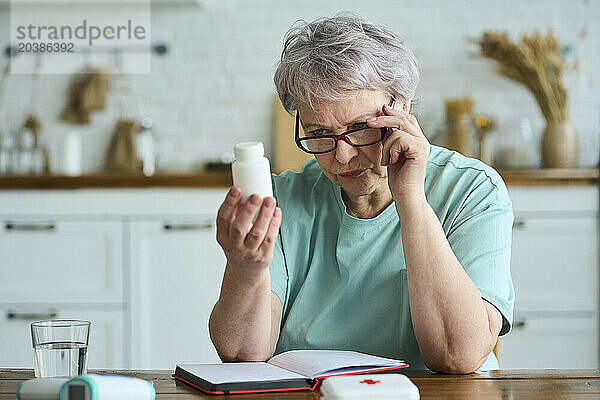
[510,216,598,313]
[499,315,598,369]
[505,184,599,369]
[129,218,226,369]
[0,219,123,304]
[0,307,125,369]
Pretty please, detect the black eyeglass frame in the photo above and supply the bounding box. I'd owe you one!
[294,97,396,155]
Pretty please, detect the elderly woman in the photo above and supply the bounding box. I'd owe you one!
[209,15,514,374]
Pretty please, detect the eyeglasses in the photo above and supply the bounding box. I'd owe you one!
[295,97,395,154]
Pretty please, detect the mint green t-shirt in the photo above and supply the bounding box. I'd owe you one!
[269,145,514,371]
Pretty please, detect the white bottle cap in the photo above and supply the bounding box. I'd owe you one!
[234,141,264,161]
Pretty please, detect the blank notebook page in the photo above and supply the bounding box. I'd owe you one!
[267,350,404,379]
[176,362,307,384]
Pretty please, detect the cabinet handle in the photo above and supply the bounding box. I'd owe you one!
[5,222,56,232]
[163,222,214,231]
[7,311,58,320]
[513,220,526,229]
[513,320,527,329]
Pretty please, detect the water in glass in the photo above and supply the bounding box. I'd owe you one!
[33,341,88,378]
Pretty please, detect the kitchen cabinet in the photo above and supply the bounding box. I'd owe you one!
[500,315,597,369]
[0,217,125,369]
[510,217,597,313]
[0,182,597,370]
[0,307,125,369]
[0,220,123,304]
[499,185,599,368]
[0,188,229,369]
[128,218,225,369]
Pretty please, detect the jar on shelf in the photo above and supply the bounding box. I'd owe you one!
[444,97,476,158]
[493,118,538,169]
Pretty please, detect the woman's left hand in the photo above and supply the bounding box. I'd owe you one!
[367,104,430,208]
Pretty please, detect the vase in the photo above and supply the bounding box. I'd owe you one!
[541,120,579,168]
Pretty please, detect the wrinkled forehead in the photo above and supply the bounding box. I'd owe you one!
[297,89,389,126]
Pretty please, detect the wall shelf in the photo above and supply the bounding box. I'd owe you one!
[0,169,597,190]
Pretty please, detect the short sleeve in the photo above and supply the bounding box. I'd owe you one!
[446,180,515,336]
[269,234,288,306]
[269,173,289,306]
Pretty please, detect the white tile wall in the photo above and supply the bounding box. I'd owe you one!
[0,0,598,172]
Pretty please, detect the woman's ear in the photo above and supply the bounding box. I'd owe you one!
[403,100,411,112]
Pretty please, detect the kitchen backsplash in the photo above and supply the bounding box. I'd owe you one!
[0,0,598,173]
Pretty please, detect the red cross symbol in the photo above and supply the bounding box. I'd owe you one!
[360,379,380,385]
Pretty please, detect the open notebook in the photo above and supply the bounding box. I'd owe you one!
[173,350,408,395]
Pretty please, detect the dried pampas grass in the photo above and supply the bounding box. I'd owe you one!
[477,29,568,124]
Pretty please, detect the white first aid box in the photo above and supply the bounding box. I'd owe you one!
[320,373,419,399]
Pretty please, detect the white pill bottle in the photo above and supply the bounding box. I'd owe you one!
[232,141,273,201]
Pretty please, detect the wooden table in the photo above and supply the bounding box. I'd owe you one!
[2,369,599,399]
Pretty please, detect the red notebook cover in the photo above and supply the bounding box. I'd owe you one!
[173,362,408,395]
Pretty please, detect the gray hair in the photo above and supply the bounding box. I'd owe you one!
[274,15,419,114]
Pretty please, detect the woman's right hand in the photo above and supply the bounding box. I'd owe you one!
[216,186,282,273]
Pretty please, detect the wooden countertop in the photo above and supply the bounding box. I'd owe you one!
[2,369,599,399]
[498,168,599,186]
[0,172,234,190]
[0,168,597,190]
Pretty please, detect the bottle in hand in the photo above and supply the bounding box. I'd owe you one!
[231,141,273,201]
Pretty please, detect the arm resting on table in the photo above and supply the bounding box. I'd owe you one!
[209,262,283,362]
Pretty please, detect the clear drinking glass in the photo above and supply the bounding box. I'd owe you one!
[31,319,91,378]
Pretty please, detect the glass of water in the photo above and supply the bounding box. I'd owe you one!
[31,319,91,378]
